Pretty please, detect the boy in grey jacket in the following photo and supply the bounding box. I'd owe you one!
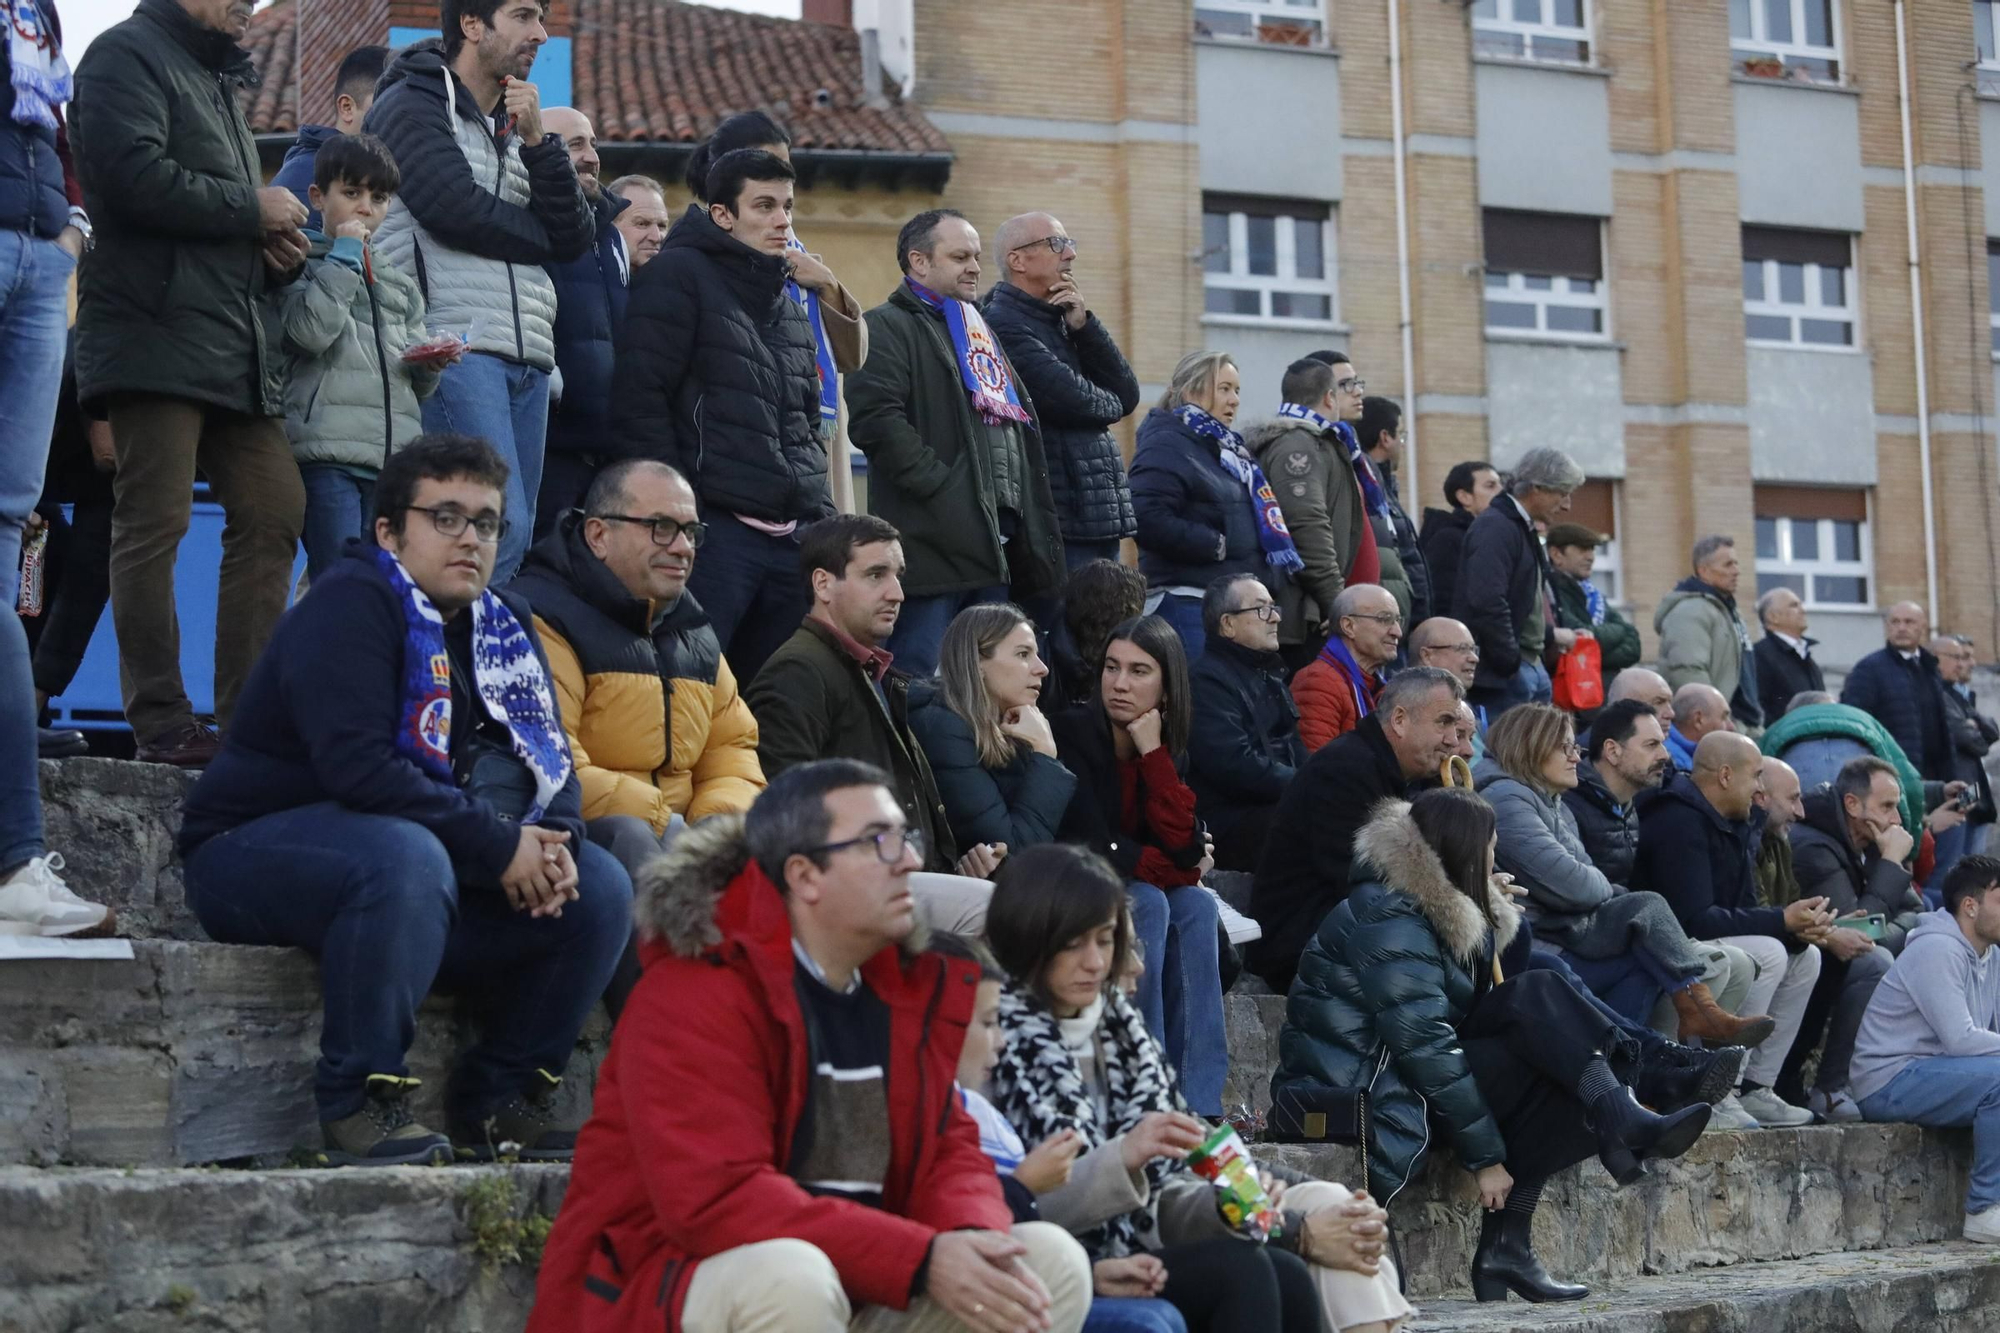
[1852,854,2000,1242]
[275,135,454,578]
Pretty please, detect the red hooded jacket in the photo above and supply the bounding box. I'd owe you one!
[527,816,1011,1333]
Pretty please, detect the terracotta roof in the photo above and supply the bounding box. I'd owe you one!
[239,0,948,156]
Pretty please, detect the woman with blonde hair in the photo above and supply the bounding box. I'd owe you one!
[1474,703,1775,1048]
[910,602,1078,854]
[1129,351,1300,660]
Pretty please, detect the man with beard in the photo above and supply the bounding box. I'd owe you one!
[1565,698,1674,889]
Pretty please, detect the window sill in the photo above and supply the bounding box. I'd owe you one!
[1202,313,1350,334]
[1191,36,1340,59]
[1729,70,1858,96]
[1484,329,1623,350]
[1472,53,1612,78]
[1746,337,1864,355]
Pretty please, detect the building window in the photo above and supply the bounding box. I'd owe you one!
[1202,195,1338,327]
[1730,0,1840,82]
[1754,486,1871,608]
[1482,209,1608,340]
[1742,225,1855,349]
[1566,478,1622,603]
[1989,239,1999,356]
[1193,0,1326,45]
[1471,0,1590,63]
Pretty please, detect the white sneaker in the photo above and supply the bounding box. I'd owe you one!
[1965,1203,2000,1244]
[1710,1092,1762,1131]
[1205,885,1262,944]
[1807,1087,1863,1123]
[1738,1086,1813,1127]
[0,855,113,937]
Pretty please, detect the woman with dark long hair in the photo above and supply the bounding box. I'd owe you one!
[1052,614,1225,1115]
[1274,787,1713,1304]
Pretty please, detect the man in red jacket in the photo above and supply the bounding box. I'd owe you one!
[529,758,1091,1333]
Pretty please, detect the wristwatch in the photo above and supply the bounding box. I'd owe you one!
[65,206,93,251]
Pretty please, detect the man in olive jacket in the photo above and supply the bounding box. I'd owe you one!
[72,0,312,765]
[846,209,1063,679]
[1546,523,1640,695]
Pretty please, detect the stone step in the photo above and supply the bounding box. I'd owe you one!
[0,1163,566,1333]
[38,758,200,942]
[0,940,605,1167]
[1408,1243,2000,1331]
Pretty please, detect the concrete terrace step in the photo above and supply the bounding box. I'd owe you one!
[1408,1244,2000,1332]
[38,759,199,942]
[0,1163,566,1333]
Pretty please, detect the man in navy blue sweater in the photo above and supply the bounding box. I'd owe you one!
[178,434,631,1167]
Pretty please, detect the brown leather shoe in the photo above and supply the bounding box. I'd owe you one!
[1671,981,1777,1047]
[135,723,220,768]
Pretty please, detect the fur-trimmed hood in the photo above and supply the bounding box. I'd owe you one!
[1352,799,1521,963]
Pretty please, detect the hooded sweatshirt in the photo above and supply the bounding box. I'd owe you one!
[1849,911,2000,1103]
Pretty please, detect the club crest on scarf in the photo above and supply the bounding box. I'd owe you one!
[8,0,71,132]
[905,277,1031,427]
[1172,403,1304,577]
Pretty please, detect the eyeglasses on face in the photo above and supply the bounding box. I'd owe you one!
[1225,602,1280,623]
[406,505,507,543]
[1346,611,1403,627]
[806,825,926,865]
[595,514,709,548]
[1010,235,1076,256]
[1335,377,1366,394]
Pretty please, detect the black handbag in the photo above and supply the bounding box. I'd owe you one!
[1266,1082,1368,1152]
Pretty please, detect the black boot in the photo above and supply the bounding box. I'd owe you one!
[1471,1208,1589,1303]
[1633,1044,1747,1112]
[1590,1085,1713,1186]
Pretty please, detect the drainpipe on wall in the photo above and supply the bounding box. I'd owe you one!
[1894,0,1942,623]
[1387,0,1417,484]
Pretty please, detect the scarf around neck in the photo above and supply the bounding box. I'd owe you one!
[1327,418,1391,520]
[375,547,571,822]
[1317,633,1380,722]
[1173,404,1303,577]
[905,277,1031,426]
[787,234,839,435]
[8,0,69,131]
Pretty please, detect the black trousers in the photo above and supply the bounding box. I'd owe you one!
[22,477,113,702]
[1458,968,1639,1186]
[1157,1236,1320,1333]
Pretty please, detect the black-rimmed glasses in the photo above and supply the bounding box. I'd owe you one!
[595,514,709,548]
[406,505,507,543]
[1010,235,1076,256]
[1224,602,1281,623]
[805,826,926,865]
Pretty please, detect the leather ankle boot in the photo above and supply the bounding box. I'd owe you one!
[1589,1085,1714,1186]
[1471,1208,1589,1303]
[1671,982,1776,1047]
[1634,1044,1747,1111]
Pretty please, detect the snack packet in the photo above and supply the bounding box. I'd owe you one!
[1185,1123,1278,1241]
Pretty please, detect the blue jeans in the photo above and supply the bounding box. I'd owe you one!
[1151,592,1205,664]
[1064,538,1122,573]
[1469,658,1551,721]
[686,515,808,685]
[888,584,1008,680]
[0,231,73,871]
[185,803,632,1120]
[1082,1299,1186,1333]
[1859,1056,2000,1212]
[421,353,550,583]
[1127,881,1226,1116]
[299,465,376,583]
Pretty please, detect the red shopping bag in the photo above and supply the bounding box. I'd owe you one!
[1552,636,1605,712]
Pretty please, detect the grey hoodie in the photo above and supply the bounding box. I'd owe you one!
[1849,911,2000,1103]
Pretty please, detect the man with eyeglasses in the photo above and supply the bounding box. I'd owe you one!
[983,212,1140,573]
[529,757,1092,1333]
[510,458,764,1012]
[1187,572,1306,872]
[1290,584,1402,752]
[1456,445,1587,720]
[179,434,633,1166]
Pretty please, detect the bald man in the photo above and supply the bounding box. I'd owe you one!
[1636,732,1834,1126]
[1666,682,1732,773]
[1292,584,1402,750]
[1607,667,1674,727]
[1410,616,1479,689]
[1842,601,1954,782]
[983,210,1140,569]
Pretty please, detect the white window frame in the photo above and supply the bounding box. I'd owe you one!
[1989,240,2000,359]
[1193,0,1328,45]
[1589,483,1625,605]
[1979,1,2000,64]
[1754,506,1875,612]
[1471,0,1593,65]
[1743,248,1857,351]
[1202,204,1340,331]
[1730,0,1842,81]
[1482,271,1609,342]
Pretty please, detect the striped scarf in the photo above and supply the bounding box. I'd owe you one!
[786,234,839,435]
[1174,404,1303,576]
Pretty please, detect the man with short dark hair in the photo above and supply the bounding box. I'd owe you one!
[1852,854,2000,1244]
[1187,572,1303,872]
[1752,587,1823,727]
[273,43,389,227]
[178,434,632,1166]
[1290,583,1400,751]
[1355,394,1430,628]
[1420,460,1501,619]
[607,174,668,267]
[366,3,597,581]
[527,760,1092,1333]
[1248,665,1466,993]
[1454,446,1585,719]
[1934,633,1997,881]
[1545,522,1638,690]
[847,209,1064,678]
[611,147,838,683]
[1842,601,1954,782]
[983,211,1139,571]
[1566,698,1673,889]
[1656,535,1763,731]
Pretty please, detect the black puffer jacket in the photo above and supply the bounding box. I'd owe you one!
[1186,636,1305,841]
[1419,506,1472,622]
[0,0,71,239]
[1378,467,1432,626]
[1562,758,1641,887]
[1788,788,1920,953]
[982,281,1139,544]
[1453,496,1551,689]
[545,191,630,455]
[1130,408,1271,592]
[610,204,831,524]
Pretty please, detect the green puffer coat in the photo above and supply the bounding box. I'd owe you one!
[1760,701,1923,840]
[274,235,439,471]
[1272,799,1523,1204]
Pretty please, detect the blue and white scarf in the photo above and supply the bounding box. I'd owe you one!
[8,0,70,132]
[1174,404,1303,576]
[375,547,571,823]
[787,234,839,436]
[1324,416,1391,521]
[1578,577,1607,626]
[905,277,1031,426]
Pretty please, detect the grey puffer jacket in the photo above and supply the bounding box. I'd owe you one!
[1474,759,1616,949]
[274,235,438,471]
[364,42,593,371]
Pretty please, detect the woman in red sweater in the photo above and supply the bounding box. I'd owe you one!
[1052,614,1227,1116]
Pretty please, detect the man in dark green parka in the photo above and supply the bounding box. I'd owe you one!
[1546,523,1640,697]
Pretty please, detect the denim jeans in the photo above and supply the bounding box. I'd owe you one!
[1081,1299,1186,1333]
[421,352,550,583]
[185,803,633,1120]
[1859,1056,2000,1213]
[1150,592,1205,664]
[1468,658,1550,721]
[687,515,809,686]
[1063,538,1122,573]
[0,231,74,871]
[299,465,376,583]
[1127,881,1226,1116]
[887,585,1008,680]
